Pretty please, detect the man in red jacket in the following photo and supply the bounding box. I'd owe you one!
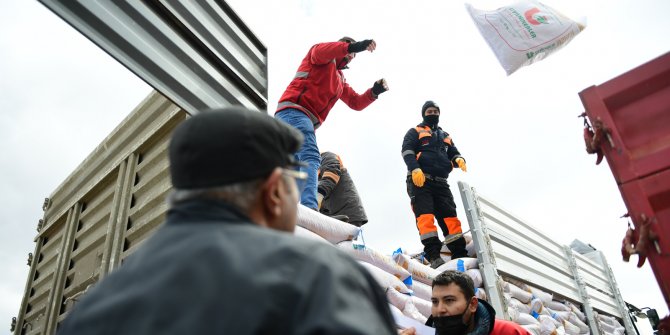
[427,271,531,335]
[275,37,388,210]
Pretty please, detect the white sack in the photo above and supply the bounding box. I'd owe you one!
[339,241,412,281]
[410,296,432,319]
[436,257,479,272]
[359,262,412,294]
[411,280,433,301]
[475,287,488,301]
[508,297,531,314]
[393,252,440,285]
[403,301,428,324]
[544,300,570,312]
[465,1,585,75]
[522,324,541,335]
[297,205,360,243]
[504,281,533,303]
[528,285,553,304]
[466,268,483,288]
[294,226,331,245]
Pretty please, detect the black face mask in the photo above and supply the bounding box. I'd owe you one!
[432,313,468,335]
[423,114,439,125]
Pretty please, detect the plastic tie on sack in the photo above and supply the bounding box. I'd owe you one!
[552,312,558,319]
[392,248,403,258]
[457,259,465,272]
[532,310,539,319]
[353,229,366,250]
[403,276,413,288]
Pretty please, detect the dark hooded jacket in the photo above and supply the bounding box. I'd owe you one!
[318,151,368,226]
[401,122,464,179]
[58,199,395,335]
[425,300,531,335]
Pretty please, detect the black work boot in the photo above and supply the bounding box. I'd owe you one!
[430,257,446,269]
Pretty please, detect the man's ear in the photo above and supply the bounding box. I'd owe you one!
[261,168,283,219]
[468,296,479,314]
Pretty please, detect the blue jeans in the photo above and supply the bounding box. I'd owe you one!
[275,109,320,209]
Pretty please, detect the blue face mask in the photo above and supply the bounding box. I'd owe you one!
[432,313,469,335]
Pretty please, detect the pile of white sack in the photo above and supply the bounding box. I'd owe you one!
[295,208,626,334]
[596,313,626,335]
[294,207,486,324]
[503,278,589,335]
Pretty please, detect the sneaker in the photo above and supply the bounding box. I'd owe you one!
[430,257,446,269]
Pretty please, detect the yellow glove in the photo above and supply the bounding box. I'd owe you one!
[411,168,425,187]
[455,158,467,172]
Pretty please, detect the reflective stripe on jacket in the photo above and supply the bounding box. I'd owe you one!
[318,151,368,225]
[401,123,464,178]
[276,41,376,129]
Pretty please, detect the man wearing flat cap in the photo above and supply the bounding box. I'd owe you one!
[58,107,399,335]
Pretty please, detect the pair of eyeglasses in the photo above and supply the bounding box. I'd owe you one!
[282,165,308,193]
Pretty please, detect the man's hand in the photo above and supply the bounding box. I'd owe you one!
[347,39,376,53]
[372,78,389,96]
[398,327,416,335]
[411,168,425,187]
[317,193,324,210]
[455,158,467,172]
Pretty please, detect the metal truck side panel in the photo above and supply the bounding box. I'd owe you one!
[14,92,187,334]
[618,168,670,308]
[579,52,670,185]
[38,0,268,114]
[458,181,635,335]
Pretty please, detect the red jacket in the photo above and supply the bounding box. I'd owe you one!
[276,41,376,129]
[491,319,531,335]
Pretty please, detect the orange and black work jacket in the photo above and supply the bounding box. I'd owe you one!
[276,41,377,129]
[318,152,368,226]
[401,123,465,179]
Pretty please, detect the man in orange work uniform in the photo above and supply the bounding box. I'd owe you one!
[401,100,468,269]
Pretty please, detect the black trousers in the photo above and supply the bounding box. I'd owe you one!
[406,177,467,260]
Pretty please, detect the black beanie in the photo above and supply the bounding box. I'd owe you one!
[422,100,440,117]
[169,107,304,189]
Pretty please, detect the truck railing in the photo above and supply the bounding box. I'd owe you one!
[458,181,635,334]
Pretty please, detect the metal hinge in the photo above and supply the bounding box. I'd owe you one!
[42,197,51,211]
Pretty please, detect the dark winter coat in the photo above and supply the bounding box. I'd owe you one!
[58,199,395,335]
[401,122,464,179]
[318,151,368,226]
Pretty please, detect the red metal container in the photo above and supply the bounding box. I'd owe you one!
[579,52,670,184]
[579,52,670,331]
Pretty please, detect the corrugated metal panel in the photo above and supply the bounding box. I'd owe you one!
[14,92,187,334]
[458,181,634,334]
[475,196,582,302]
[38,0,268,114]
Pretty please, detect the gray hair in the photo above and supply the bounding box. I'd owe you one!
[167,178,264,212]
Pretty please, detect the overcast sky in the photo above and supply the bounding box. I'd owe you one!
[1,0,668,334]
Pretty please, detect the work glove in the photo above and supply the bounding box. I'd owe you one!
[347,39,375,53]
[455,158,467,172]
[411,168,425,187]
[317,193,324,210]
[372,78,389,96]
